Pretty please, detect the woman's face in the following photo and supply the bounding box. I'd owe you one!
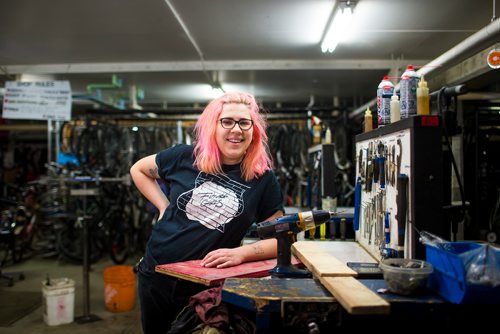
[216,103,254,165]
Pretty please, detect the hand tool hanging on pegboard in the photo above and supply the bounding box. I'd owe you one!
[365,143,374,192]
[373,142,380,184]
[389,144,396,186]
[396,173,409,258]
[353,177,362,231]
[380,211,398,259]
[377,142,386,189]
[396,139,403,176]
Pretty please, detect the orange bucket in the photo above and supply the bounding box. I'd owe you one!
[103,265,136,312]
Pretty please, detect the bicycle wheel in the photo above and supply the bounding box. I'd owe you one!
[10,232,24,263]
[57,220,103,264]
[108,209,132,264]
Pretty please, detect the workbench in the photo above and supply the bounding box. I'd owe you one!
[221,240,384,332]
[220,241,500,332]
[221,277,450,332]
[157,240,500,332]
[222,277,335,331]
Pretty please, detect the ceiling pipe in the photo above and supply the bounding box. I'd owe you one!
[86,74,122,95]
[164,0,222,91]
[129,85,143,110]
[349,17,500,119]
[307,94,315,109]
[492,0,497,22]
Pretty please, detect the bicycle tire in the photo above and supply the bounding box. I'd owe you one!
[56,223,103,264]
[11,235,24,263]
[108,209,132,264]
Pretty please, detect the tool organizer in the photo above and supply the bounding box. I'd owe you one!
[354,116,444,260]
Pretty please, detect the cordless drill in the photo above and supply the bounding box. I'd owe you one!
[257,210,336,278]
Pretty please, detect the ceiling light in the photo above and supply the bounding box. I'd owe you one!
[210,85,225,99]
[210,74,225,98]
[321,1,355,53]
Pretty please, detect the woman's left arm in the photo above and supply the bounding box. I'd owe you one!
[200,210,283,268]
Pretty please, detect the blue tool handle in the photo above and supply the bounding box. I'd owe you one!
[353,177,362,231]
[384,212,390,244]
[373,157,379,183]
[379,156,386,189]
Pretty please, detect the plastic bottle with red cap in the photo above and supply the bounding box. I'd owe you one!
[377,75,394,127]
[400,65,420,119]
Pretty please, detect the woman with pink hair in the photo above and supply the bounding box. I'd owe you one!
[130,91,283,333]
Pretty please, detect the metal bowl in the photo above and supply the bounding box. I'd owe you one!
[379,258,433,295]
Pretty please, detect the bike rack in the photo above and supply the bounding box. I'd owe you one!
[70,174,130,324]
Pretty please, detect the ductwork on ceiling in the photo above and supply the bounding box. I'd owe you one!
[349,17,500,119]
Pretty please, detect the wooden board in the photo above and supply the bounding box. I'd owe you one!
[156,256,300,286]
[292,241,358,277]
[294,240,378,263]
[292,240,390,315]
[319,276,390,315]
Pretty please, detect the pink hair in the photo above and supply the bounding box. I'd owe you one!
[193,91,272,181]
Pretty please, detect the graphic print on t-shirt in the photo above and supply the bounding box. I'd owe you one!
[177,172,249,233]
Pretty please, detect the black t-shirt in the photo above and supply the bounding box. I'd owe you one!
[145,144,283,266]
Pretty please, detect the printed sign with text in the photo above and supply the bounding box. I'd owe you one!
[2,81,72,120]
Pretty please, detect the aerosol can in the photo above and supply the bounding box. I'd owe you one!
[377,76,394,127]
[399,65,420,119]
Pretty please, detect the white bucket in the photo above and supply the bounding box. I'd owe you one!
[42,278,75,326]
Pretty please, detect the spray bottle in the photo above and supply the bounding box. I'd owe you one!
[377,76,394,127]
[399,65,420,118]
[364,107,373,133]
[311,115,322,145]
[417,76,430,115]
[324,127,332,144]
[390,93,400,123]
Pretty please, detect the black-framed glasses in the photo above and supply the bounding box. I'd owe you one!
[219,118,254,131]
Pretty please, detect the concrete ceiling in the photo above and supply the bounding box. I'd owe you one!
[0,0,499,112]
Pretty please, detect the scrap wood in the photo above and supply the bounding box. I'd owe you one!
[156,256,301,286]
[319,276,390,315]
[292,241,357,277]
[292,241,390,314]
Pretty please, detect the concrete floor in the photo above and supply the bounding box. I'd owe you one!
[0,254,143,334]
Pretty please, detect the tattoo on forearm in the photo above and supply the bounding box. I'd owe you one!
[149,167,159,178]
[252,244,264,255]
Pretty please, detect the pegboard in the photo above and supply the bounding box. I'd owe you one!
[354,116,445,261]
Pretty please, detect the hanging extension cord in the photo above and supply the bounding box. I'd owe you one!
[437,87,468,238]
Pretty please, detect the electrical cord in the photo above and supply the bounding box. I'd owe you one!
[437,87,467,227]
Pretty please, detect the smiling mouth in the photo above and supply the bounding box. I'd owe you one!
[227,138,244,143]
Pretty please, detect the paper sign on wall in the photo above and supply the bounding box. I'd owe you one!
[2,81,72,120]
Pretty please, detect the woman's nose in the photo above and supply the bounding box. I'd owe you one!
[231,125,243,132]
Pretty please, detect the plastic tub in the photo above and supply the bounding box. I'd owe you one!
[42,278,75,326]
[426,242,500,304]
[379,258,433,295]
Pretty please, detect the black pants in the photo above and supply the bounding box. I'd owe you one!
[136,257,206,334]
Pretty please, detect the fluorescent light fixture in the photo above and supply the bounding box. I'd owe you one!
[210,86,225,99]
[321,3,355,53]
